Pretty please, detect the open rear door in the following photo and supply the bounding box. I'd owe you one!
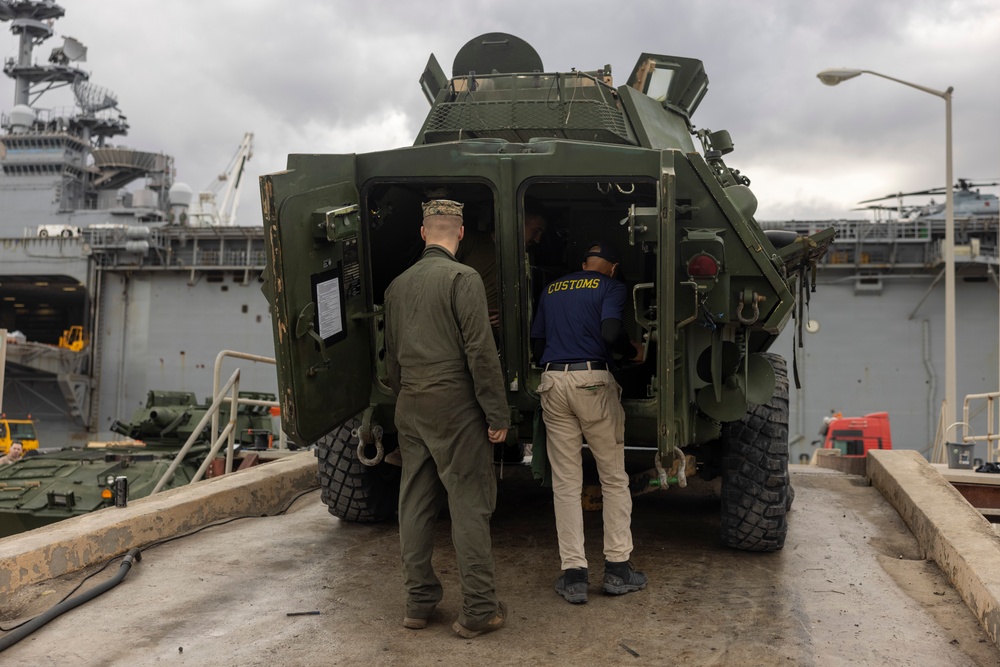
[260,159,372,444]
[657,156,677,455]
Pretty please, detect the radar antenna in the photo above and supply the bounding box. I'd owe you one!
[72,79,118,114]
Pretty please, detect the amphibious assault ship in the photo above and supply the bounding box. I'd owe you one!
[768,202,1000,464]
[0,0,995,467]
[0,1,276,446]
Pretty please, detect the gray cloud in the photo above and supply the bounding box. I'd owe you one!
[2,0,996,222]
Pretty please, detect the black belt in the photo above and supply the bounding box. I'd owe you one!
[545,361,608,372]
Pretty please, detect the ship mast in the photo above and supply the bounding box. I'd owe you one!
[1,1,85,107]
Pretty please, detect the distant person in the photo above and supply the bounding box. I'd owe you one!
[0,441,24,465]
[457,205,548,330]
[530,241,646,605]
[384,199,510,638]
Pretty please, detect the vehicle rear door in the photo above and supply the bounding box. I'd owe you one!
[260,156,372,445]
[656,157,677,455]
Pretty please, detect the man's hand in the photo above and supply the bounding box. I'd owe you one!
[630,341,645,364]
[488,309,500,329]
[487,427,508,444]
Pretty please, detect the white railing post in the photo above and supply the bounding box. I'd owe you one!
[151,369,240,494]
[225,372,240,474]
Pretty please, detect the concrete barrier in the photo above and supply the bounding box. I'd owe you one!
[0,451,318,597]
[813,448,866,476]
[868,450,1000,645]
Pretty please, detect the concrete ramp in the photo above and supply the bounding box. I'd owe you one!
[868,449,1000,644]
[0,451,318,597]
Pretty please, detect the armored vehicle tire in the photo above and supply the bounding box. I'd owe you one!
[316,418,400,523]
[719,352,790,552]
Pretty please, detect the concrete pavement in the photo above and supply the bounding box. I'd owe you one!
[0,450,998,665]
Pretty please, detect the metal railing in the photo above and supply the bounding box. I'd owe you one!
[211,350,286,472]
[151,349,284,494]
[956,392,1000,462]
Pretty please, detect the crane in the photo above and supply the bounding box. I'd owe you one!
[194,132,254,226]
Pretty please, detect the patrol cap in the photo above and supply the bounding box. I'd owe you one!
[584,240,620,265]
[421,199,464,218]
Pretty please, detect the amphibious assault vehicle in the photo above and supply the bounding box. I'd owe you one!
[260,34,833,551]
[0,390,276,536]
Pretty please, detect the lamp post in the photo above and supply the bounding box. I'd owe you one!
[817,68,956,445]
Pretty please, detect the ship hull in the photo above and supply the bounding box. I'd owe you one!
[775,270,999,464]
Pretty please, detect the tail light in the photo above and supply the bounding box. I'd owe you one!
[687,253,720,278]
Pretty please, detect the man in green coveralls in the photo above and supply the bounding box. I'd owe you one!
[384,199,511,638]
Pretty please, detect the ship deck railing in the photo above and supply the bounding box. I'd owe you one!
[86,225,266,275]
[765,217,999,271]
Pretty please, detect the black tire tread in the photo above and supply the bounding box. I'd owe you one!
[315,418,399,523]
[719,352,790,552]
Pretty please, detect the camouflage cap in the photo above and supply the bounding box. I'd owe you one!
[421,199,464,218]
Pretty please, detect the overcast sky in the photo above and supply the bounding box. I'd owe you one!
[3,0,998,223]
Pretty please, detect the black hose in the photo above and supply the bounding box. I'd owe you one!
[0,548,142,653]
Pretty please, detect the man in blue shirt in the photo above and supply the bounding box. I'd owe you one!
[530,241,647,604]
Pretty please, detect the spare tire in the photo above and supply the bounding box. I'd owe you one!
[315,417,400,523]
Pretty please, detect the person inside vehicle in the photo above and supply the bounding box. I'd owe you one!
[456,202,548,331]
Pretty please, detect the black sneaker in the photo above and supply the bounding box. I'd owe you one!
[602,560,647,595]
[555,567,589,604]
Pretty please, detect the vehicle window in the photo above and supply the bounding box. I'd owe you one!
[10,423,35,439]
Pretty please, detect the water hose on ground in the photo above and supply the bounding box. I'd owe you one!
[0,548,142,653]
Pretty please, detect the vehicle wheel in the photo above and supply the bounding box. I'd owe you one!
[719,352,790,552]
[316,417,400,523]
[60,229,72,238]
[39,230,49,237]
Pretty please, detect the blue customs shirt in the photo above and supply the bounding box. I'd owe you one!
[530,269,626,365]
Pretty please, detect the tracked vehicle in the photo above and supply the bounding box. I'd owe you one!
[261,33,833,551]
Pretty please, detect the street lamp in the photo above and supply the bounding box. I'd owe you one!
[817,67,957,448]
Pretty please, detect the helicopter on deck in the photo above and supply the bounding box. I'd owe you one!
[855,178,999,221]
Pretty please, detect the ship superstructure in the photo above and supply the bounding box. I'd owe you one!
[0,1,274,445]
[0,1,996,462]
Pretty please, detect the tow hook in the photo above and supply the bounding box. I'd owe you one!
[737,290,765,325]
[352,423,384,466]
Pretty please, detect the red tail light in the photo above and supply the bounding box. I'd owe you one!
[687,254,719,277]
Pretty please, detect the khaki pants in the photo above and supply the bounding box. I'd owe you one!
[395,383,498,627]
[537,368,633,570]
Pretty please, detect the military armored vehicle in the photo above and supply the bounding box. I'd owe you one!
[0,390,276,536]
[260,33,833,551]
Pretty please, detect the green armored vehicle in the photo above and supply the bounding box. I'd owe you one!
[260,34,832,551]
[0,390,277,537]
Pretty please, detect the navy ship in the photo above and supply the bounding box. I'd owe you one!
[768,199,1000,464]
[0,1,275,447]
[0,0,996,466]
